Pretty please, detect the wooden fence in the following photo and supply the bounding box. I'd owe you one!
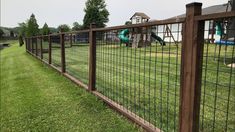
[25,3,235,132]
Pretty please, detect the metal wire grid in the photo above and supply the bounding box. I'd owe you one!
[200,19,235,132]
[65,33,90,84]
[42,36,49,62]
[95,23,182,131]
[36,38,41,57]
[51,35,61,68]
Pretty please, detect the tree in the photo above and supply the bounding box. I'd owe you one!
[41,23,50,35]
[26,14,39,37]
[0,28,4,38]
[72,22,82,31]
[83,0,109,29]
[18,22,27,37]
[125,21,132,25]
[57,24,70,32]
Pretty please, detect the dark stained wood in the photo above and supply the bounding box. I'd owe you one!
[93,18,185,32]
[63,73,89,90]
[92,91,160,132]
[60,33,66,73]
[40,37,43,59]
[195,11,235,21]
[48,35,52,64]
[179,2,204,132]
[88,23,96,91]
[35,37,38,56]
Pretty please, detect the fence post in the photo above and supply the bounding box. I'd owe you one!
[60,33,66,73]
[179,2,204,132]
[35,37,38,56]
[48,35,52,64]
[25,38,28,51]
[40,36,43,59]
[31,37,33,53]
[88,23,96,91]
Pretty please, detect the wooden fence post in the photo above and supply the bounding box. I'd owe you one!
[40,36,43,59]
[25,38,27,51]
[88,23,96,91]
[179,2,204,132]
[60,33,66,73]
[48,35,52,64]
[31,38,33,53]
[35,37,38,56]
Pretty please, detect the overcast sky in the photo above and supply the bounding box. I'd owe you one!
[0,0,228,28]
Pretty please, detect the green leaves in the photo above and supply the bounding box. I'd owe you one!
[57,24,70,32]
[26,14,40,37]
[72,22,82,31]
[83,0,109,29]
[41,23,50,35]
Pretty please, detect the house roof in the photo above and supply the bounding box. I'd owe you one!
[130,12,150,20]
[170,3,232,19]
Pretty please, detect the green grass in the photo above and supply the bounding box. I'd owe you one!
[0,41,141,132]
[39,41,235,132]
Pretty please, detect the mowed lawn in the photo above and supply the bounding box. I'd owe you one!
[0,41,140,132]
[42,41,234,132]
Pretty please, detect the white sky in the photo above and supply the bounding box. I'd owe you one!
[0,0,228,28]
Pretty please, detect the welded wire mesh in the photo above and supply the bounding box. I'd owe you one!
[200,18,235,132]
[95,23,182,131]
[51,35,61,68]
[42,36,49,62]
[32,38,37,55]
[65,32,90,84]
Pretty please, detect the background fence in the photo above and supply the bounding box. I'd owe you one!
[25,3,235,132]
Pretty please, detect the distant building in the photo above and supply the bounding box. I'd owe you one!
[130,12,150,24]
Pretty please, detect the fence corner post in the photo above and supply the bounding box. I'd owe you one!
[60,33,66,73]
[179,2,204,132]
[88,23,96,91]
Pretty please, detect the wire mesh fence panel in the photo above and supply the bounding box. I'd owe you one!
[200,18,235,132]
[36,37,41,57]
[65,32,90,84]
[51,35,61,68]
[32,38,37,55]
[95,23,182,131]
[42,36,49,62]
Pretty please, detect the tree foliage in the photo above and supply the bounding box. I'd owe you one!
[125,21,132,25]
[18,22,27,37]
[57,24,70,32]
[41,23,50,35]
[0,28,4,38]
[83,0,109,29]
[72,22,82,31]
[26,14,39,37]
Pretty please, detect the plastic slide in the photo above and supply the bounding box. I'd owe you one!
[151,32,166,46]
[215,40,235,45]
[118,29,129,44]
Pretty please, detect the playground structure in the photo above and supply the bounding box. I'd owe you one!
[210,0,235,64]
[118,28,166,48]
[118,12,178,48]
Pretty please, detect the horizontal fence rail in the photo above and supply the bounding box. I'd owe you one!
[25,3,235,132]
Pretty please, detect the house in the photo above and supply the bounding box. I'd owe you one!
[170,1,235,41]
[130,12,150,24]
